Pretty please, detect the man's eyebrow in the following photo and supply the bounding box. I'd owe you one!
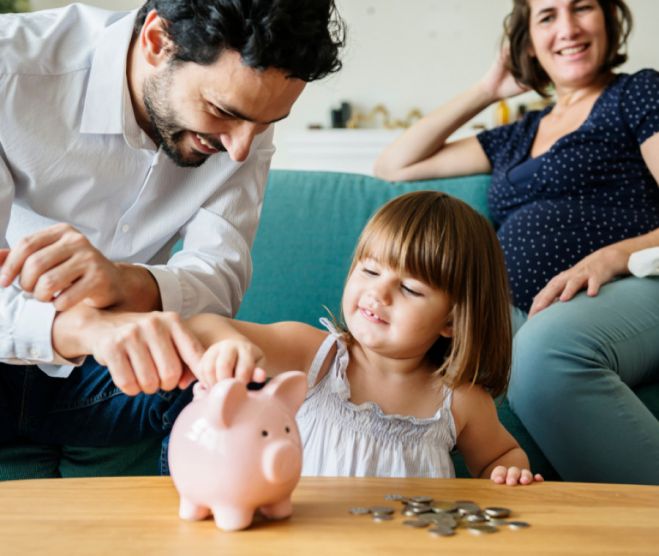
[210,101,290,125]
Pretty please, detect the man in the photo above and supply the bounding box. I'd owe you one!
[0,1,344,465]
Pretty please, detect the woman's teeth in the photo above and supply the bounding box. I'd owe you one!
[559,45,587,56]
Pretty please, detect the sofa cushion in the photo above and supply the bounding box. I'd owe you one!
[237,170,492,326]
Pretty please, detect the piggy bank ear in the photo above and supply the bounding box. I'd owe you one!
[263,371,307,413]
[206,379,248,429]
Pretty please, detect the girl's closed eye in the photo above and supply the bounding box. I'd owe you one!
[401,283,423,297]
[360,261,380,276]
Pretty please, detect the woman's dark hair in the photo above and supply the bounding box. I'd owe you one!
[134,0,345,81]
[504,0,632,96]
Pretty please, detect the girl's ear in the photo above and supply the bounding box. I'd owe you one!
[438,313,453,338]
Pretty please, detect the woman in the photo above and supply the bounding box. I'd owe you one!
[374,0,659,484]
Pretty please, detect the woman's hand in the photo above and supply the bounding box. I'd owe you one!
[478,46,529,102]
[196,338,267,387]
[529,245,631,316]
[490,465,544,486]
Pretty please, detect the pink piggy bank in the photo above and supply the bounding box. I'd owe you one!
[168,371,307,531]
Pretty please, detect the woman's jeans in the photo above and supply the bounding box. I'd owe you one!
[0,357,192,474]
[509,276,659,485]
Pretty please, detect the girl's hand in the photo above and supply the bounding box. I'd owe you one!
[196,338,267,387]
[490,465,544,486]
[529,246,630,316]
[478,46,529,102]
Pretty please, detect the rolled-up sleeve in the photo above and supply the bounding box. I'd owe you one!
[144,126,275,318]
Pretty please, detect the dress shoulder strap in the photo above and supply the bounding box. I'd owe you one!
[306,317,343,387]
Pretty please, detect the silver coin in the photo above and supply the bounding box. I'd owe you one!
[462,513,487,523]
[428,525,456,537]
[486,518,510,526]
[401,508,417,517]
[484,506,511,518]
[402,519,430,528]
[369,506,395,515]
[455,501,481,515]
[409,495,434,504]
[372,514,394,522]
[384,493,406,502]
[349,507,370,515]
[507,520,530,530]
[431,501,458,513]
[406,503,433,514]
[466,524,499,535]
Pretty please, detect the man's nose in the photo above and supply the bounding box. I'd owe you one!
[225,121,259,162]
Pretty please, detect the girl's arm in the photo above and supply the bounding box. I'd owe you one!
[373,50,528,182]
[452,384,543,485]
[186,314,327,385]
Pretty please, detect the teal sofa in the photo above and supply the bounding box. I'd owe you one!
[4,169,658,480]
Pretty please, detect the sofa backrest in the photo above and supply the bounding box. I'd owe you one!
[237,170,492,326]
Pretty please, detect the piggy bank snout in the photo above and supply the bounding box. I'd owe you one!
[262,440,301,484]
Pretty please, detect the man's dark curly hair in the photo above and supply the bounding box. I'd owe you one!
[134,0,345,82]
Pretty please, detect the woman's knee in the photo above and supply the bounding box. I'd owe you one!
[508,301,604,409]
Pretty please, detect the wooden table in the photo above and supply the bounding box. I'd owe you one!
[1,476,657,555]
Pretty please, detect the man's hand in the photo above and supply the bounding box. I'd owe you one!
[0,223,158,312]
[197,339,267,387]
[54,307,205,396]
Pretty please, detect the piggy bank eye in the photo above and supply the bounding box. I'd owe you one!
[261,430,269,437]
[285,426,291,434]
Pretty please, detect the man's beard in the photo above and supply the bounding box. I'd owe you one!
[142,68,223,168]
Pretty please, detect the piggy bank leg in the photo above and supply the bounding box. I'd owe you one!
[179,498,211,521]
[211,506,255,531]
[260,497,293,520]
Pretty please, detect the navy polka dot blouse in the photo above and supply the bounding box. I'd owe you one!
[477,69,659,312]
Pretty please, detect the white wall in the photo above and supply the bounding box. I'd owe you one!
[30,1,659,138]
[284,0,659,134]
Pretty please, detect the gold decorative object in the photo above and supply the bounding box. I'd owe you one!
[346,104,423,130]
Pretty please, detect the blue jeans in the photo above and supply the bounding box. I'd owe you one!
[0,357,193,474]
[508,276,659,485]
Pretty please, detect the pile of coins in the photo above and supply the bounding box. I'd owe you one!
[349,494,530,537]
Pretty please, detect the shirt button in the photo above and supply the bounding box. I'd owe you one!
[122,224,131,233]
[30,347,40,358]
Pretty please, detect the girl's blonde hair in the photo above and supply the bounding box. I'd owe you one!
[344,191,512,398]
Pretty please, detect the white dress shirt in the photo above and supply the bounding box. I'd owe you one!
[0,5,274,377]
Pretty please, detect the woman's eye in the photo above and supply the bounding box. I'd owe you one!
[362,267,378,276]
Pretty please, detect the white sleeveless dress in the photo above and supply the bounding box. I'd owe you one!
[296,319,457,478]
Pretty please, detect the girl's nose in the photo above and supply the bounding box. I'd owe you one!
[368,281,392,306]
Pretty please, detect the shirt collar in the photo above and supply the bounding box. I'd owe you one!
[80,10,139,137]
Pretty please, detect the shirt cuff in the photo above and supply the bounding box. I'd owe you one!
[139,264,183,313]
[13,297,83,367]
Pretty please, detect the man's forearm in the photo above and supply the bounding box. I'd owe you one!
[116,263,162,312]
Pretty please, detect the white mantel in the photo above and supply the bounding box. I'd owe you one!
[271,128,478,176]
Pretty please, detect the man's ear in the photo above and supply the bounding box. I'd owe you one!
[139,9,174,68]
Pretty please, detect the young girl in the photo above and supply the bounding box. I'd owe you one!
[187,191,543,485]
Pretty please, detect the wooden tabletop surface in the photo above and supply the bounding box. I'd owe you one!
[1,476,657,555]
